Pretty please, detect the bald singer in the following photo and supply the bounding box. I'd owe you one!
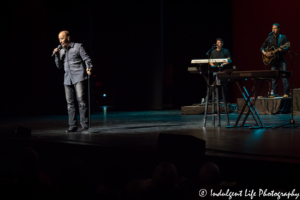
[53,31,93,132]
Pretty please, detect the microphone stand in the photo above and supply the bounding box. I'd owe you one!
[273,51,299,129]
[205,45,217,86]
[261,49,271,98]
[206,45,216,57]
[203,45,216,120]
[264,32,273,98]
[82,74,99,133]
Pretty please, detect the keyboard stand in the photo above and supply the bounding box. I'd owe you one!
[227,79,273,129]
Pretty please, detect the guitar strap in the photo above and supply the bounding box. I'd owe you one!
[278,34,282,47]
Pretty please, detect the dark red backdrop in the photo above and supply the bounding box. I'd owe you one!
[232,0,300,101]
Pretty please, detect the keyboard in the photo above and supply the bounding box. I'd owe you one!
[217,70,291,80]
[191,59,229,64]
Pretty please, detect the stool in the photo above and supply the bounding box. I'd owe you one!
[203,84,230,127]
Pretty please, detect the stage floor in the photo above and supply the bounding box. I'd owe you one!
[1,108,300,164]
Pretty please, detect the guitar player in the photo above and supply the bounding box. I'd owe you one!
[261,23,289,98]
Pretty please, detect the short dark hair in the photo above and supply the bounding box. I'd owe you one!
[273,23,280,29]
[216,38,224,43]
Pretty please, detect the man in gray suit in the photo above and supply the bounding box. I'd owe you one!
[53,31,93,132]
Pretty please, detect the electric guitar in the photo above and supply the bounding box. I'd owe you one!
[262,42,290,65]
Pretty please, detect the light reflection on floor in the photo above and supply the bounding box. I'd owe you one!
[1,110,300,162]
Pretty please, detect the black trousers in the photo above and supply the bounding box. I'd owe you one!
[64,80,88,128]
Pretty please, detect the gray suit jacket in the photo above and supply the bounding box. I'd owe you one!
[55,42,93,85]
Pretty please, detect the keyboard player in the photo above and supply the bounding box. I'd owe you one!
[205,38,232,101]
[209,38,231,68]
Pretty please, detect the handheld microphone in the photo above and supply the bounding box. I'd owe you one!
[51,45,62,57]
[269,31,274,36]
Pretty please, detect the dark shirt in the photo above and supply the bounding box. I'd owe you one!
[209,48,231,66]
[55,42,93,85]
[261,34,288,62]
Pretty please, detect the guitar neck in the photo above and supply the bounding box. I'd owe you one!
[272,45,287,53]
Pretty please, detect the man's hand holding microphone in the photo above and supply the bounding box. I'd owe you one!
[52,45,62,57]
[53,48,60,56]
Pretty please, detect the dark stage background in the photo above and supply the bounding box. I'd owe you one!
[232,0,300,101]
[3,0,235,116]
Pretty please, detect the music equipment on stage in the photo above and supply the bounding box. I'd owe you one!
[262,42,290,65]
[273,51,300,129]
[190,58,233,127]
[217,70,291,80]
[191,58,230,64]
[82,74,99,133]
[217,70,291,129]
[189,59,235,74]
[188,67,202,73]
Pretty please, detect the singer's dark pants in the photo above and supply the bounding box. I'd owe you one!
[271,61,289,95]
[64,80,88,128]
